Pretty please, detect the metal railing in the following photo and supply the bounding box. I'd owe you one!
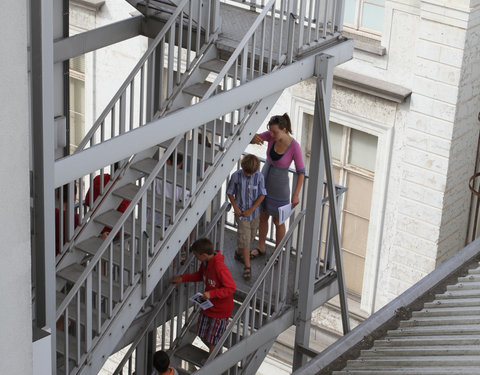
[75,0,218,152]
[112,201,229,375]
[222,0,344,55]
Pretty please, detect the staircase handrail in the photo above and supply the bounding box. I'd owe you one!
[56,134,184,319]
[201,0,278,100]
[112,201,230,374]
[205,209,307,363]
[76,0,191,152]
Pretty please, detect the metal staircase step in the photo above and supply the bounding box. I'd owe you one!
[459,274,480,282]
[175,344,209,367]
[468,265,480,274]
[399,315,480,327]
[94,209,163,240]
[345,355,480,368]
[412,306,480,317]
[200,58,260,79]
[158,138,217,165]
[374,335,480,347]
[361,344,480,357]
[436,289,480,299]
[182,82,221,98]
[447,281,480,291]
[423,297,480,308]
[387,324,480,337]
[75,237,139,271]
[333,367,480,375]
[57,263,124,302]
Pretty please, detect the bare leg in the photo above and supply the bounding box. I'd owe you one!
[272,217,286,250]
[240,248,251,268]
[257,209,269,254]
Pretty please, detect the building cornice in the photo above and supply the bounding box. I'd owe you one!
[334,68,412,104]
[71,0,105,12]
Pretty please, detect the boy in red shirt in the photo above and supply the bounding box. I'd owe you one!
[171,238,236,353]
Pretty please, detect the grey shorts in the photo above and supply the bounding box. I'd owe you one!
[236,215,259,249]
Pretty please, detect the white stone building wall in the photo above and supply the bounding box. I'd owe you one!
[0,2,32,374]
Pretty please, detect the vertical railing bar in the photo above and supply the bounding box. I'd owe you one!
[167,26,175,100]
[77,177,83,224]
[322,0,329,38]
[186,0,193,68]
[251,30,257,81]
[111,105,116,139]
[76,291,81,363]
[159,39,165,110]
[196,0,202,54]
[109,242,113,316]
[129,81,135,131]
[259,281,266,327]
[97,262,102,333]
[131,214,136,285]
[206,0,212,37]
[297,0,306,50]
[268,6,275,72]
[259,18,266,76]
[86,271,93,350]
[278,0,285,62]
[120,226,125,300]
[65,307,69,375]
[177,11,184,86]
[161,165,167,241]
[307,0,314,43]
[139,65,145,126]
[58,187,64,254]
[119,92,126,135]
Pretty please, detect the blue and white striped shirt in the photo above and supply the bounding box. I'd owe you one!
[226,169,267,221]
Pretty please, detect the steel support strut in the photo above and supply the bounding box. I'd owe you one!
[293,54,350,371]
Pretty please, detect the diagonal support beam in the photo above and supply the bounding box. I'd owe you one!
[54,38,354,187]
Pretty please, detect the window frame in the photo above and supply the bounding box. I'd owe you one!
[343,0,385,38]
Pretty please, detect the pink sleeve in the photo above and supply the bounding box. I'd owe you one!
[292,141,305,173]
[259,131,273,142]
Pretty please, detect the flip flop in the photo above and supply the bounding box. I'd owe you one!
[250,248,266,259]
[243,266,251,280]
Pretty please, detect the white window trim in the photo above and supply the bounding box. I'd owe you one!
[291,96,394,315]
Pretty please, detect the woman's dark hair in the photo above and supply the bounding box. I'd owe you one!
[268,113,292,134]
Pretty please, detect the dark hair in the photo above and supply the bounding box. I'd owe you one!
[241,154,260,174]
[190,237,214,255]
[152,351,170,373]
[268,113,292,134]
[167,152,184,167]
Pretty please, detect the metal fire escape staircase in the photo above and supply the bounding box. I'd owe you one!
[53,1,353,374]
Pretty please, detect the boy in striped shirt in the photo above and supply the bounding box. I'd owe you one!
[226,154,266,280]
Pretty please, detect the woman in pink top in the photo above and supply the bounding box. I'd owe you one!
[251,113,305,259]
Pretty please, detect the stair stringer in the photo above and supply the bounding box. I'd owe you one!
[74,91,283,375]
[241,338,276,375]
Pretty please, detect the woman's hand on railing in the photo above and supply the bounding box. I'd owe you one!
[251,133,264,145]
[171,276,183,286]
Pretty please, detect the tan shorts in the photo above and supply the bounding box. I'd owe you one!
[236,215,260,249]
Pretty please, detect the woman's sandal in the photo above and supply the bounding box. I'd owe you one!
[250,248,266,259]
[265,256,279,266]
[234,252,244,264]
[243,266,251,280]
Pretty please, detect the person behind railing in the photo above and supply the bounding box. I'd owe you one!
[55,184,80,255]
[171,238,236,353]
[151,350,177,375]
[251,113,305,262]
[226,154,266,280]
[85,162,130,239]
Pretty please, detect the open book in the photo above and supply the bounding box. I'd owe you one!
[189,292,213,310]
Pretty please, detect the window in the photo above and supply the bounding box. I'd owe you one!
[302,115,378,297]
[69,55,85,154]
[343,0,385,34]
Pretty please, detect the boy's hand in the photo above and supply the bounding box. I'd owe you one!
[242,208,253,217]
[202,291,211,299]
[171,276,182,286]
[233,206,242,216]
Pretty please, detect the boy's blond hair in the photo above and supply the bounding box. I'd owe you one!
[241,154,260,175]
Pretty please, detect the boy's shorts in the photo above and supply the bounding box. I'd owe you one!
[197,313,229,345]
[236,215,259,249]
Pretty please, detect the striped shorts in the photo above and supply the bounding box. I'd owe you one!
[197,313,229,345]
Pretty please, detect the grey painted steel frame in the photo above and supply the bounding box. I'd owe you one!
[31,0,57,370]
[54,38,354,187]
[292,54,350,371]
[54,15,143,62]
